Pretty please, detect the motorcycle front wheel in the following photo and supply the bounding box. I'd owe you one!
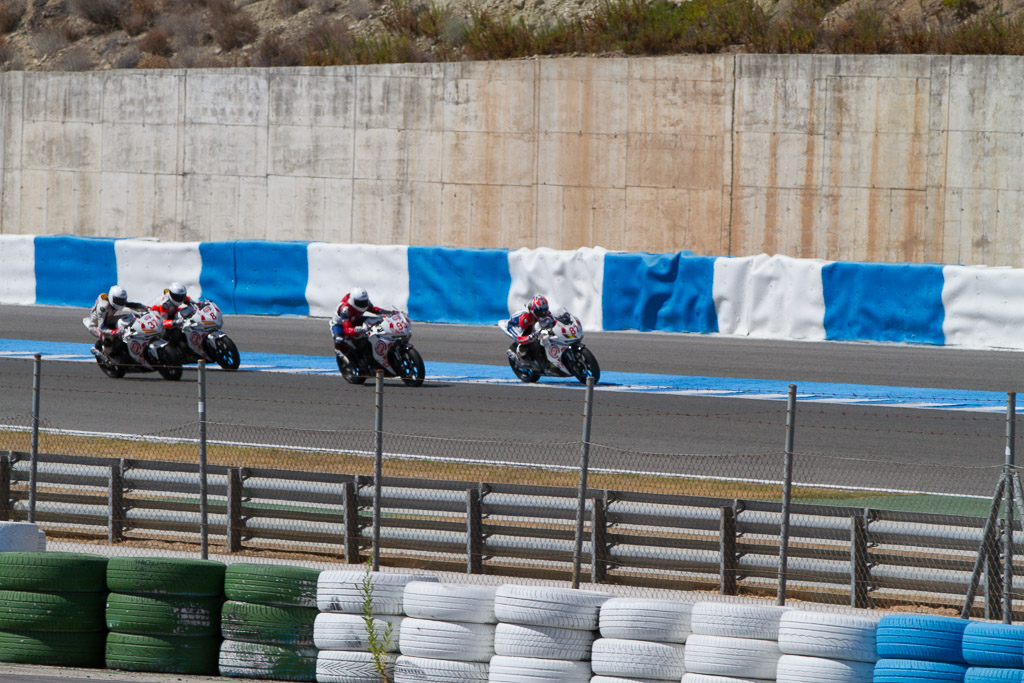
[508,343,541,383]
[569,346,600,385]
[336,354,367,385]
[96,352,126,379]
[208,335,241,371]
[392,345,425,387]
[156,345,184,381]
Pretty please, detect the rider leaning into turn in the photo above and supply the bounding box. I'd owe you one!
[330,287,395,363]
[150,282,194,328]
[507,295,556,363]
[85,285,144,353]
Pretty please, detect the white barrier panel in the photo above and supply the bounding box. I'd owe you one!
[0,235,36,305]
[306,243,410,319]
[507,247,606,331]
[115,239,204,307]
[713,254,827,340]
[942,264,1024,351]
[0,521,41,551]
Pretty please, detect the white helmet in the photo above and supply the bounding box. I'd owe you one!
[168,282,187,304]
[348,286,369,312]
[108,285,127,310]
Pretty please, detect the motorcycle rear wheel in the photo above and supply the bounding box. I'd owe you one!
[96,353,126,379]
[392,345,425,388]
[209,336,240,371]
[336,355,367,385]
[508,343,541,383]
[569,347,600,385]
[156,346,184,381]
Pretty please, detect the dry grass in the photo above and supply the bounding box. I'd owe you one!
[0,0,25,35]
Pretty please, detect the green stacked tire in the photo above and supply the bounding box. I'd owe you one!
[0,552,109,668]
[218,562,320,681]
[105,557,225,675]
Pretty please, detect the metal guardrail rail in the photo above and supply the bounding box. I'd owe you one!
[2,450,1021,615]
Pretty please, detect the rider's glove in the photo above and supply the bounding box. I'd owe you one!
[516,335,531,344]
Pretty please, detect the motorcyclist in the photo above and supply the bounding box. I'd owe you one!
[83,285,144,357]
[507,295,556,363]
[330,287,396,364]
[150,282,194,329]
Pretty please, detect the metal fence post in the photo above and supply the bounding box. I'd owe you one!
[720,503,738,595]
[986,519,1004,621]
[591,490,609,584]
[572,376,596,589]
[28,353,40,523]
[226,467,243,553]
[466,487,483,574]
[850,508,870,609]
[1004,391,1016,623]
[373,370,384,572]
[197,359,208,560]
[0,453,10,521]
[778,384,796,606]
[108,460,124,543]
[342,480,361,563]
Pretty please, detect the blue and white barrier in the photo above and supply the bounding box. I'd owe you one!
[3,234,1023,351]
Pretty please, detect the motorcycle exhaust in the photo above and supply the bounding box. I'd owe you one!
[90,346,113,364]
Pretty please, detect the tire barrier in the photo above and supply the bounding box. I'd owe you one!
[104,556,225,676]
[218,563,319,681]
[0,551,108,668]
[390,582,497,682]
[316,571,434,683]
[14,562,1024,683]
[490,584,607,683]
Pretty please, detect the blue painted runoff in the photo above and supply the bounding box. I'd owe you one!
[0,338,1010,412]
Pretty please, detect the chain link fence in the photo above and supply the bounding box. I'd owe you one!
[0,356,1021,618]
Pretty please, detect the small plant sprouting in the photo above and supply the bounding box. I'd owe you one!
[359,558,394,683]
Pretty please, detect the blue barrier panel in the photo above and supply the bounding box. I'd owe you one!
[35,236,117,307]
[232,241,310,316]
[198,242,238,314]
[602,251,718,333]
[408,247,511,324]
[822,261,945,345]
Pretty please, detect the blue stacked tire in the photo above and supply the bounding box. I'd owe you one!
[0,552,108,668]
[873,659,968,682]
[218,563,320,681]
[876,615,968,665]
[965,669,1024,682]
[962,623,1024,668]
[104,557,226,675]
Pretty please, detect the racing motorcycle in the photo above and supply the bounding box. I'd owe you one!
[500,312,600,385]
[84,310,184,381]
[162,300,241,371]
[334,310,425,387]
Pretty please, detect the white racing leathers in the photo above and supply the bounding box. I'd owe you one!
[83,293,133,340]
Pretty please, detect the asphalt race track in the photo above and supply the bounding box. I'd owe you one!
[1,304,1022,496]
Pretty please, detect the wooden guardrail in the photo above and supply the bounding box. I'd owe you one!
[2,450,1020,615]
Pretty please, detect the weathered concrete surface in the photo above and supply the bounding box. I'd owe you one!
[1,55,1022,265]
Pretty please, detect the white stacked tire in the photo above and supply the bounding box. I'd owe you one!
[775,609,879,683]
[218,562,321,681]
[315,570,436,683]
[489,584,609,683]
[683,602,788,682]
[590,597,692,682]
[395,582,498,682]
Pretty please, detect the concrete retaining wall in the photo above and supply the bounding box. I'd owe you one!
[1,55,1022,266]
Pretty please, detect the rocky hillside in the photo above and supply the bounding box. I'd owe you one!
[0,0,1021,72]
